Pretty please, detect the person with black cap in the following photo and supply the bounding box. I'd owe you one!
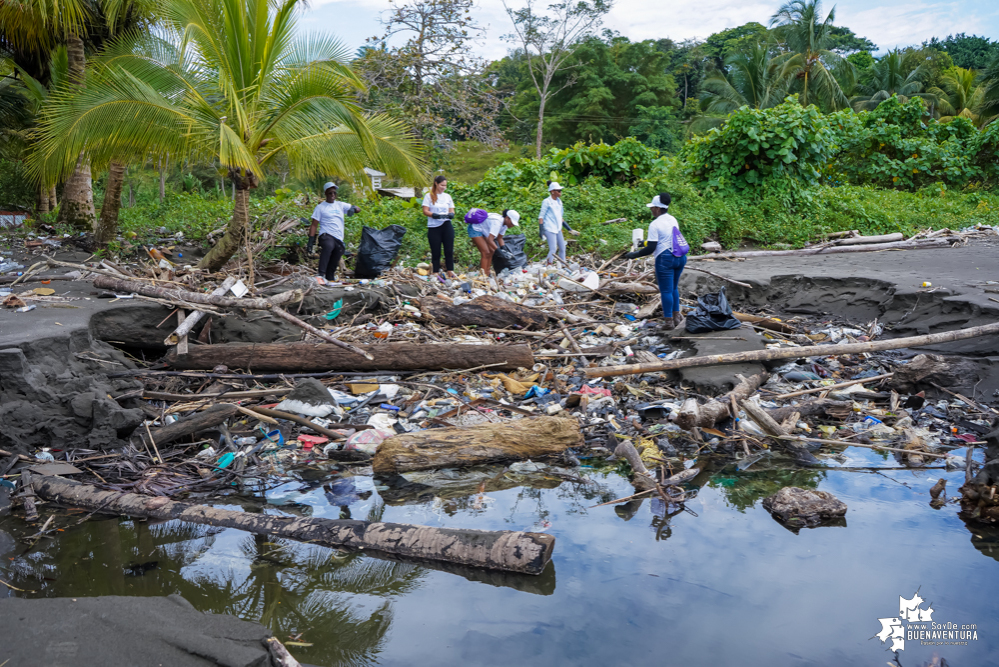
[307,181,359,285]
[625,192,690,329]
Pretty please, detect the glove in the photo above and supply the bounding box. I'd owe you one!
[568,229,581,236]
[624,250,639,260]
[431,213,442,219]
[307,235,316,254]
[346,205,360,216]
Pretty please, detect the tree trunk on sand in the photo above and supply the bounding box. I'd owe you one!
[675,373,768,430]
[30,475,555,575]
[96,161,126,245]
[198,182,250,272]
[421,295,548,330]
[373,417,583,475]
[165,342,534,372]
[56,33,96,231]
[38,184,50,215]
[585,321,999,379]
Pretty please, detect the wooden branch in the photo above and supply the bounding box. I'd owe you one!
[91,274,302,310]
[674,373,768,430]
[584,321,999,378]
[775,373,894,399]
[248,407,347,440]
[687,238,949,261]
[739,398,786,437]
[268,306,374,360]
[141,403,238,448]
[684,266,753,289]
[834,232,903,245]
[613,440,657,492]
[164,276,237,345]
[31,476,555,575]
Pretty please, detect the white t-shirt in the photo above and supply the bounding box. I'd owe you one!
[484,213,507,240]
[422,192,454,228]
[310,200,352,241]
[538,196,563,234]
[647,212,680,258]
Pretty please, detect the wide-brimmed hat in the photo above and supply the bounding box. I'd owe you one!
[548,182,563,192]
[506,210,520,225]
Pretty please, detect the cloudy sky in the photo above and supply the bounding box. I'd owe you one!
[300,0,999,60]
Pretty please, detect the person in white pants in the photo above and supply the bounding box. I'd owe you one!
[538,181,579,264]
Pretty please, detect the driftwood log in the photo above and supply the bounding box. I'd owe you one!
[733,312,797,334]
[420,295,548,330]
[165,342,534,372]
[766,398,852,423]
[585,321,999,378]
[140,403,238,448]
[687,238,949,261]
[372,417,583,475]
[164,277,237,345]
[675,373,768,430]
[834,232,903,245]
[29,476,554,575]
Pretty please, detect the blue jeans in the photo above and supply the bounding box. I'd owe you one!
[655,252,686,316]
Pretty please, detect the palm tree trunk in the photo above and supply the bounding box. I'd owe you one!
[96,161,126,245]
[56,33,96,231]
[49,185,57,211]
[38,184,50,215]
[197,185,250,272]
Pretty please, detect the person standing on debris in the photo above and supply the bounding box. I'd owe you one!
[307,182,359,285]
[538,181,579,265]
[422,175,456,277]
[625,192,690,329]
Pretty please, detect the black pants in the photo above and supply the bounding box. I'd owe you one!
[318,234,345,281]
[427,220,454,273]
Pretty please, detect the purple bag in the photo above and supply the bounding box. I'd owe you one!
[671,226,690,257]
[464,208,488,225]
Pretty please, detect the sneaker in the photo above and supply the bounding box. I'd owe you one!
[313,276,327,286]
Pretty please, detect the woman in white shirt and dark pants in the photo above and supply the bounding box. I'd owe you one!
[422,175,456,276]
[625,192,687,329]
[538,181,579,264]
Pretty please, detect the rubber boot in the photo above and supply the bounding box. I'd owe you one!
[672,310,685,329]
[661,317,675,331]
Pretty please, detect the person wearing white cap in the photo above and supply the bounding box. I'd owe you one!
[479,209,520,276]
[308,182,360,285]
[625,192,690,329]
[538,181,579,265]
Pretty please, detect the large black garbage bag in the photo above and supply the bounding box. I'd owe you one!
[354,225,406,278]
[492,233,528,272]
[685,286,742,333]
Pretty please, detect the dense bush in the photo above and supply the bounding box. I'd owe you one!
[0,159,38,211]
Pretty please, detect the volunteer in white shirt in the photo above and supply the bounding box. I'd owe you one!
[472,209,520,277]
[538,181,579,265]
[421,175,456,276]
[307,182,359,285]
[625,192,689,329]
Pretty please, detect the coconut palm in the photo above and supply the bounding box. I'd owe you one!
[32,0,425,270]
[976,53,999,126]
[769,0,851,110]
[851,49,935,112]
[927,67,985,125]
[700,41,788,114]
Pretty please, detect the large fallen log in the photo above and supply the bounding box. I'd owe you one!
[141,403,238,448]
[164,276,236,345]
[29,476,554,575]
[165,342,534,372]
[585,321,999,379]
[687,238,949,261]
[675,373,768,430]
[834,232,903,245]
[421,295,548,330]
[372,417,583,475]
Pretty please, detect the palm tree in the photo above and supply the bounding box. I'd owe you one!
[32,0,425,270]
[769,0,851,110]
[927,67,984,125]
[851,49,935,112]
[700,41,788,114]
[976,53,999,125]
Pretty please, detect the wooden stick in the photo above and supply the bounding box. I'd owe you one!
[589,488,655,508]
[684,266,753,289]
[91,274,301,310]
[143,422,163,464]
[235,405,279,425]
[248,406,346,440]
[834,232,904,245]
[143,387,294,401]
[10,261,43,286]
[268,306,375,360]
[175,310,189,356]
[584,321,999,378]
[777,435,951,459]
[929,381,999,415]
[164,276,237,345]
[775,373,894,399]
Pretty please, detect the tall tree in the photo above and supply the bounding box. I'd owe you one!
[928,67,984,125]
[357,0,501,148]
[976,53,999,125]
[924,34,999,71]
[769,0,850,111]
[700,41,787,114]
[33,0,426,271]
[701,22,768,71]
[503,0,611,157]
[851,49,935,112]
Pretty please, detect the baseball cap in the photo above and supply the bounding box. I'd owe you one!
[548,182,563,191]
[323,181,338,192]
[506,210,520,225]
[646,194,669,209]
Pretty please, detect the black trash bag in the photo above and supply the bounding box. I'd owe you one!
[685,286,742,333]
[492,233,528,272]
[354,224,406,278]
